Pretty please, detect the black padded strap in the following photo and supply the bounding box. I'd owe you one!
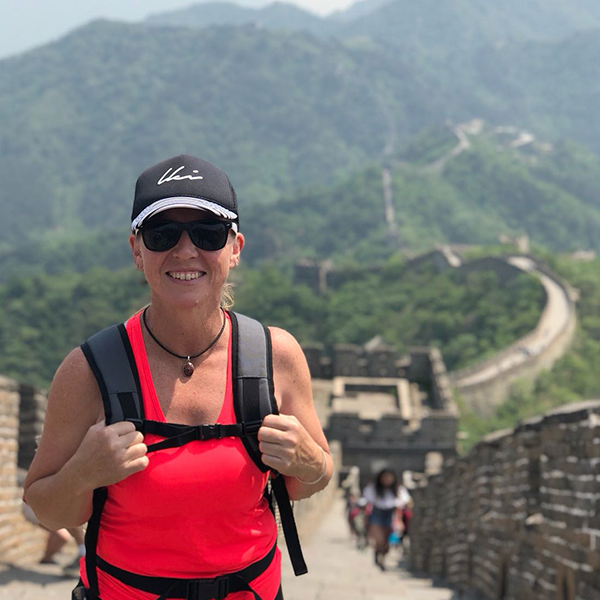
[230,312,272,473]
[81,324,144,425]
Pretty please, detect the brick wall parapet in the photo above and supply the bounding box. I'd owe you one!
[409,399,600,599]
[0,375,46,563]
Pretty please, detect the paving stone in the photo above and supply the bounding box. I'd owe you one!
[282,495,455,600]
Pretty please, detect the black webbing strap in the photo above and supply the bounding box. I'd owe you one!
[271,475,308,576]
[95,543,277,600]
[131,419,263,453]
[84,487,108,598]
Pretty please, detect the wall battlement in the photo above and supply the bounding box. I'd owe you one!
[324,347,458,487]
[0,376,46,563]
[409,400,600,600]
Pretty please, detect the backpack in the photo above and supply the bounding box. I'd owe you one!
[78,311,307,600]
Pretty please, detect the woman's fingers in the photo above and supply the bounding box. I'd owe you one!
[125,454,150,473]
[118,430,145,449]
[258,440,283,453]
[123,441,148,462]
[106,420,138,437]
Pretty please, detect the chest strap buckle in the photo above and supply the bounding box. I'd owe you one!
[195,423,223,440]
[187,575,229,600]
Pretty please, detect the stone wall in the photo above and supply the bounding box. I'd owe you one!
[18,383,46,471]
[409,400,600,600]
[451,257,577,416]
[0,376,45,563]
[296,254,577,418]
[326,348,458,488]
[292,441,342,542]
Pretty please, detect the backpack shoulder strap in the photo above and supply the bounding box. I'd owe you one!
[81,323,144,425]
[230,311,278,471]
[79,322,145,597]
[230,311,308,576]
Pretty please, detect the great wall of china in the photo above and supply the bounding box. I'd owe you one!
[409,400,600,600]
[1,248,596,599]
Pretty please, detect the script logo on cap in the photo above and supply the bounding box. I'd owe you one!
[157,166,204,186]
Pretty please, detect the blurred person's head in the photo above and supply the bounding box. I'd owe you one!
[375,468,398,497]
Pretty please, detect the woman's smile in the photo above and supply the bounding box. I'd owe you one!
[166,270,206,281]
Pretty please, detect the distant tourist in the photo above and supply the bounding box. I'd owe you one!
[22,502,85,574]
[362,469,411,570]
[23,155,332,600]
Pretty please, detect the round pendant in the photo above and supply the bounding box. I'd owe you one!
[183,361,195,377]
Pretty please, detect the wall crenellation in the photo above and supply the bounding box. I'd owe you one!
[0,375,46,563]
[409,400,600,600]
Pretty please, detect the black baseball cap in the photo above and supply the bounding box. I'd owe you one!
[131,155,239,232]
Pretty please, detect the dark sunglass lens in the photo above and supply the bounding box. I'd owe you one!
[189,222,230,250]
[142,223,181,251]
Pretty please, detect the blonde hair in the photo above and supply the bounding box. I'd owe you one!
[220,282,235,310]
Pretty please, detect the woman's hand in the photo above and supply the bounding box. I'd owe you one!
[258,414,324,482]
[69,414,149,491]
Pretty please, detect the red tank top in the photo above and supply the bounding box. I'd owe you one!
[83,311,281,600]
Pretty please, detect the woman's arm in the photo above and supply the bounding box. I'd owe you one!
[23,348,149,529]
[257,327,333,501]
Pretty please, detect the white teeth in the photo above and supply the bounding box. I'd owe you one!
[169,272,202,280]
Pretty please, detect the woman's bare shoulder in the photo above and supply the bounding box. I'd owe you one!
[268,326,313,408]
[24,347,103,489]
[268,326,305,371]
[50,346,102,409]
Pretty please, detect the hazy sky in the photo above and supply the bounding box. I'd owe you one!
[1,0,356,60]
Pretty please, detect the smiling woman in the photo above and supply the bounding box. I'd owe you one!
[23,155,332,600]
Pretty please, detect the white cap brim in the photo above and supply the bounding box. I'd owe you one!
[131,196,238,232]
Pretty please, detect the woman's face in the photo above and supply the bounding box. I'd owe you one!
[129,207,244,311]
[380,471,395,488]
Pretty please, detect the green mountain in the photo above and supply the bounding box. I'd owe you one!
[5,5,600,256]
[0,19,465,247]
[149,0,600,44]
[241,127,600,264]
[3,125,600,283]
[144,2,328,33]
[338,0,600,49]
[332,0,393,21]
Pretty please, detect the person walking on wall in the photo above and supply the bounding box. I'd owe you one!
[363,469,409,571]
[23,154,333,600]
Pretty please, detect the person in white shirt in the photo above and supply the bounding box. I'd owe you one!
[362,469,410,570]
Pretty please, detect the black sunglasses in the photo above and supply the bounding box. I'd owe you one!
[140,219,235,252]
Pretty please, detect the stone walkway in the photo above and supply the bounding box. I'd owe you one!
[0,496,455,600]
[282,495,455,600]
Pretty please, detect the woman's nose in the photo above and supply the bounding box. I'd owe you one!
[172,231,199,258]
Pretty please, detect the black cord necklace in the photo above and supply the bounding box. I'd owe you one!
[142,306,226,377]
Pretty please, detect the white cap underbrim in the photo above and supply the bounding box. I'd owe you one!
[131,196,238,232]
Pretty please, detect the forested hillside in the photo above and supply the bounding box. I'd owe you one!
[149,0,600,44]
[3,126,600,283]
[0,20,419,246]
[145,2,329,32]
[0,258,544,389]
[243,129,600,264]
